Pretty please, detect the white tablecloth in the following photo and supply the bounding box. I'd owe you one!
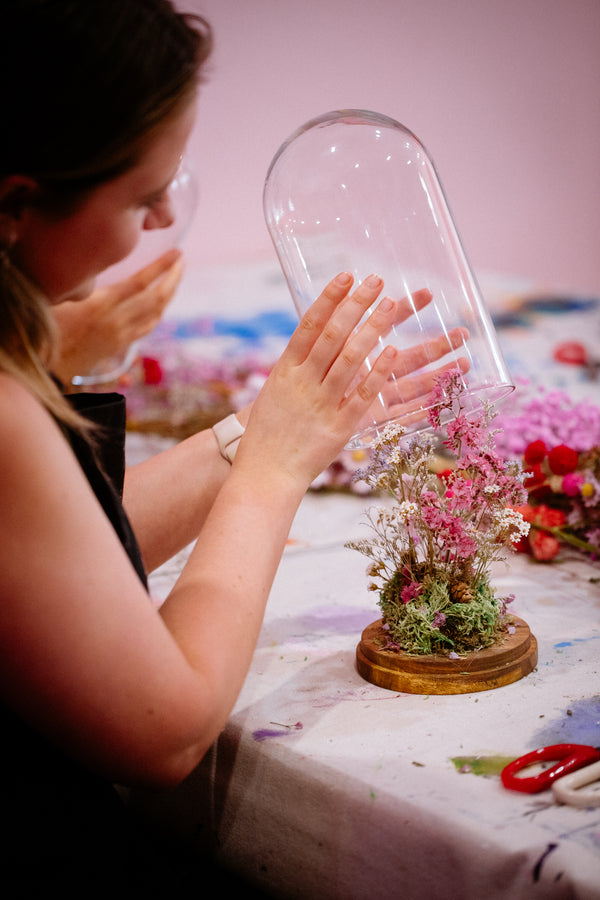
[127,481,600,899]
[122,262,600,897]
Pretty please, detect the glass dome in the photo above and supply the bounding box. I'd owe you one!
[263,109,513,448]
[72,160,198,386]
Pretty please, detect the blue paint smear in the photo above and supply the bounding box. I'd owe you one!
[531,697,600,748]
[158,311,297,344]
[554,636,600,649]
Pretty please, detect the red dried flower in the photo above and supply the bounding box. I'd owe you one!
[523,462,545,488]
[524,440,547,465]
[527,484,553,504]
[547,444,578,475]
[512,534,532,556]
[530,529,561,561]
[532,505,566,528]
[514,503,536,523]
[141,356,163,386]
[514,503,566,529]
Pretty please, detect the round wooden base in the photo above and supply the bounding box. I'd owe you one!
[356,616,538,694]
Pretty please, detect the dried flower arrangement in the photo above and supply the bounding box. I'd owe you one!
[346,370,531,656]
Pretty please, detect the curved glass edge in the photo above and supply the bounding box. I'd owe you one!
[70,343,139,387]
[346,382,515,451]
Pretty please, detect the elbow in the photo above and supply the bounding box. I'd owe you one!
[157,743,212,789]
[121,739,213,791]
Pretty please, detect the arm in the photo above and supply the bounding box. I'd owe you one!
[122,411,249,572]
[0,273,399,790]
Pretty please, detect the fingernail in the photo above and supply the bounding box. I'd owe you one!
[379,296,393,312]
[335,272,352,285]
[365,274,382,288]
[383,345,397,359]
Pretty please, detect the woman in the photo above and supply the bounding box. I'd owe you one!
[0,0,461,891]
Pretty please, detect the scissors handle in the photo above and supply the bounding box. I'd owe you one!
[552,760,600,808]
[501,743,600,794]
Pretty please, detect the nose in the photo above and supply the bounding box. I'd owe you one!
[143,194,175,231]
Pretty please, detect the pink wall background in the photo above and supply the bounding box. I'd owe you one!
[177,0,600,296]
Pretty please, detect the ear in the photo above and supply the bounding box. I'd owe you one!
[0,175,40,245]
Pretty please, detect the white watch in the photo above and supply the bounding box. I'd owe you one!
[212,413,245,463]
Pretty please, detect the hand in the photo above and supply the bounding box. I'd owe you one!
[236,272,400,487]
[50,249,183,383]
[354,287,471,433]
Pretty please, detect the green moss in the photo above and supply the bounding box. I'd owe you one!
[378,575,508,656]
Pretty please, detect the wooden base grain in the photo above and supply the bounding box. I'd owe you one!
[356,616,538,694]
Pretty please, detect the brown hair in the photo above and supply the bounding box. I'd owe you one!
[0,0,212,430]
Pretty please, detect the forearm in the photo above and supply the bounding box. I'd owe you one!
[158,463,306,723]
[123,426,232,571]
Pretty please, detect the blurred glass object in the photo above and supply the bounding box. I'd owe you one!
[71,160,197,386]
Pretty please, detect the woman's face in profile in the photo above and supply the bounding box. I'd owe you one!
[12,100,196,304]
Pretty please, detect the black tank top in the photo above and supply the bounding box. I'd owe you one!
[0,393,151,891]
[65,391,148,587]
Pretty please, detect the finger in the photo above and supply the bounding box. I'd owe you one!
[109,249,183,300]
[339,344,399,425]
[389,326,469,378]
[322,292,399,395]
[392,288,433,327]
[383,357,470,408]
[147,254,184,312]
[120,255,184,323]
[282,272,355,365]
[355,358,471,434]
[303,274,388,378]
[353,288,432,340]
[130,248,182,287]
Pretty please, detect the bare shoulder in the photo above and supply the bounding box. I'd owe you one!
[0,372,55,431]
[0,373,69,474]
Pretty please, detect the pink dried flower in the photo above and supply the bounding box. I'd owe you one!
[561,472,585,497]
[401,581,423,604]
[494,385,600,456]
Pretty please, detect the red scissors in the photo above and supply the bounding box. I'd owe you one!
[501,743,600,807]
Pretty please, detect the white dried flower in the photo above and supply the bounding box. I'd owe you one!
[377,423,407,446]
[396,500,419,522]
[484,484,501,494]
[497,507,530,539]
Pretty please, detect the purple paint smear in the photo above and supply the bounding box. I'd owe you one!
[252,722,303,742]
